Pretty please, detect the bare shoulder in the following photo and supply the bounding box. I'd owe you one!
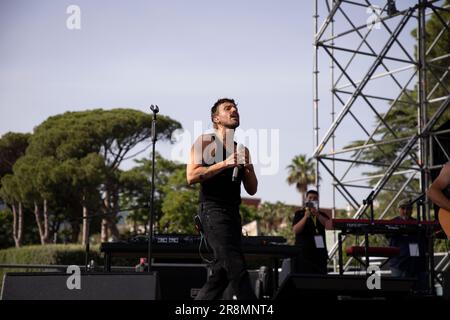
[191,134,215,151]
[432,163,450,188]
[443,163,450,174]
[439,163,450,180]
[189,134,217,166]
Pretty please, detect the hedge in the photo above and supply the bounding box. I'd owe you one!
[0,244,102,292]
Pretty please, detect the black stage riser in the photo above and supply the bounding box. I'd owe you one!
[274,274,416,300]
[1,272,160,300]
[444,271,450,300]
[153,264,207,300]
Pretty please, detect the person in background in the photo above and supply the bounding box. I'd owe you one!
[387,198,427,290]
[292,190,330,274]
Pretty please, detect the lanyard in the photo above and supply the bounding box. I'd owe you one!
[311,214,319,234]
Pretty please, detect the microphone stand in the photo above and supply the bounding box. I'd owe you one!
[84,215,90,272]
[362,191,374,271]
[76,210,119,272]
[148,105,159,273]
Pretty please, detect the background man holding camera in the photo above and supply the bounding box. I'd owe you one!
[292,190,330,274]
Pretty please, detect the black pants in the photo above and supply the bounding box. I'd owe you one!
[195,201,257,300]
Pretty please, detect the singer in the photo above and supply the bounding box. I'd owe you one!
[186,98,258,300]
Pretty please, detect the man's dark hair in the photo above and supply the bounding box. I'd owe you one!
[211,98,236,128]
[306,189,319,197]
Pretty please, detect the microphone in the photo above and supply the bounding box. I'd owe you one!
[150,105,159,142]
[232,144,245,182]
[150,104,159,114]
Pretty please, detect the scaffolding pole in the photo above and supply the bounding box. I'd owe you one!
[313,0,450,279]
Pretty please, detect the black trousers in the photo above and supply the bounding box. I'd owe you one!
[195,201,257,300]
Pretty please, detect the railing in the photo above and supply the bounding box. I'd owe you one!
[0,264,129,271]
[0,262,208,271]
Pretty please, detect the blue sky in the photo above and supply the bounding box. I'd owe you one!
[0,0,421,208]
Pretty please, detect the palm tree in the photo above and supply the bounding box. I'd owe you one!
[286,154,316,206]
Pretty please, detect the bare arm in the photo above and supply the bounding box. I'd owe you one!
[293,211,310,235]
[242,148,258,195]
[427,164,450,211]
[186,135,236,185]
[316,210,331,230]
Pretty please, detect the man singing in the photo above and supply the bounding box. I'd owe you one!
[186,98,258,300]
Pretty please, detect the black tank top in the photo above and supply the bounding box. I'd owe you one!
[199,137,242,205]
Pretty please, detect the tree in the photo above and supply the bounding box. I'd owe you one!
[0,174,23,247]
[160,168,200,234]
[10,155,57,244]
[0,132,30,182]
[0,132,30,247]
[256,201,296,237]
[24,109,181,242]
[0,209,15,249]
[240,204,258,226]
[0,110,181,246]
[120,153,184,234]
[50,153,106,244]
[286,154,317,205]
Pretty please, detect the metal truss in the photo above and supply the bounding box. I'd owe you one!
[313,0,450,274]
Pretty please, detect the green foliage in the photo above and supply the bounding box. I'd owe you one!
[120,153,184,234]
[0,244,99,265]
[0,109,182,246]
[27,109,180,161]
[0,207,40,248]
[286,154,317,204]
[276,225,295,245]
[435,239,450,253]
[256,201,297,243]
[160,168,200,234]
[411,0,450,111]
[240,204,258,226]
[0,132,30,183]
[0,244,102,291]
[0,174,20,205]
[0,209,14,249]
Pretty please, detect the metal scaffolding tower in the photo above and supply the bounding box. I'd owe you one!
[313,0,450,276]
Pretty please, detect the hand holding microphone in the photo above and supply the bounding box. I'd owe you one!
[232,144,245,182]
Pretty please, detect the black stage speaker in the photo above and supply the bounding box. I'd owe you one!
[1,272,160,300]
[443,271,450,300]
[221,266,272,299]
[274,274,416,300]
[152,264,208,300]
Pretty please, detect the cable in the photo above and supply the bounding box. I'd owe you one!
[198,233,214,264]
